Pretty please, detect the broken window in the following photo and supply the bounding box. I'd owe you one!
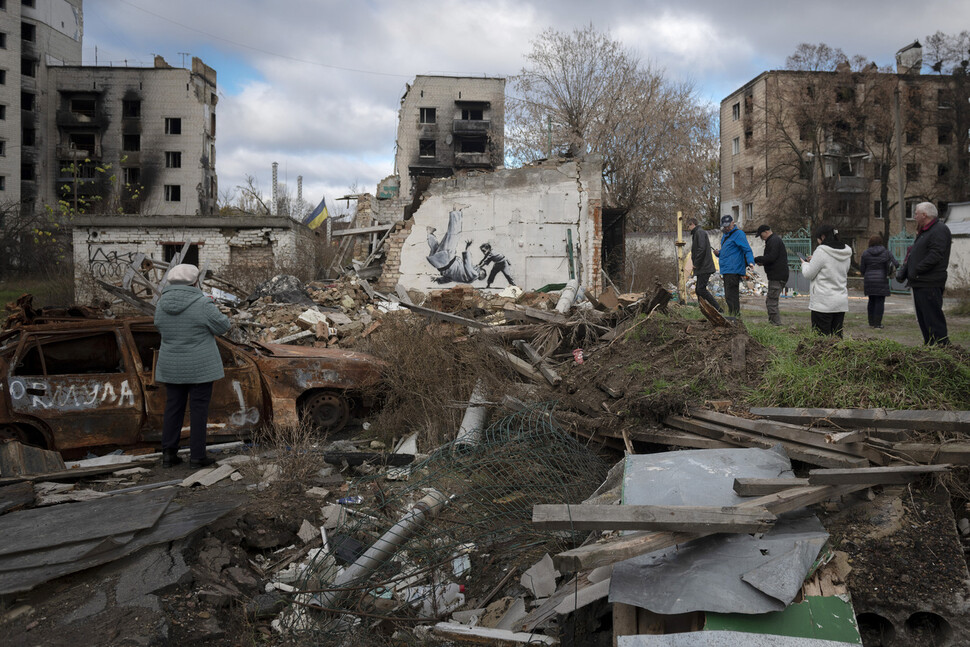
[0,176,5,191]
[70,97,96,118]
[21,21,34,42]
[732,103,740,120]
[20,162,33,181]
[0,32,6,49]
[458,137,486,153]
[165,117,181,135]
[743,203,753,222]
[905,126,921,145]
[22,127,34,146]
[0,140,5,156]
[60,160,96,178]
[68,132,96,152]
[938,123,953,145]
[0,69,5,85]
[0,105,5,120]
[874,200,883,219]
[14,332,124,376]
[798,121,813,141]
[905,199,918,219]
[906,163,920,181]
[131,330,160,371]
[164,185,181,202]
[419,139,436,158]
[123,99,141,118]
[419,107,436,124]
[163,242,199,265]
[461,108,484,120]
[731,137,739,155]
[123,134,140,151]
[908,88,921,108]
[938,163,950,179]
[20,91,32,110]
[937,88,953,109]
[210,112,215,136]
[22,0,33,7]
[835,86,855,103]
[165,151,182,168]
[20,58,35,77]
[123,167,140,185]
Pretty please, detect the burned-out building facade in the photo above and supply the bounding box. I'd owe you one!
[393,75,505,202]
[46,55,218,217]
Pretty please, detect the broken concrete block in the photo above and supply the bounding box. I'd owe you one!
[520,554,559,599]
[112,466,151,477]
[297,519,318,544]
[306,487,330,498]
[296,308,328,330]
[181,467,217,488]
[196,464,237,487]
[320,504,346,530]
[226,566,259,589]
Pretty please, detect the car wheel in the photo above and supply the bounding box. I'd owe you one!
[301,390,351,433]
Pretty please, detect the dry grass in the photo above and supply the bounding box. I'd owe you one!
[244,420,326,495]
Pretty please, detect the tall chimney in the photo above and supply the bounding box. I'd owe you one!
[272,162,278,215]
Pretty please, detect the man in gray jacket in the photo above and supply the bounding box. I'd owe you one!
[154,264,231,467]
[686,217,721,312]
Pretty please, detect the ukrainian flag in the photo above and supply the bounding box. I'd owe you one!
[303,197,329,230]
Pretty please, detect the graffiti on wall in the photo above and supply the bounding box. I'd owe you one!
[89,247,139,280]
[425,210,516,288]
[9,377,136,411]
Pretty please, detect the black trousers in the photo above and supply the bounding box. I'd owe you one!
[912,286,949,345]
[811,311,845,337]
[695,273,722,312]
[723,273,742,317]
[161,382,214,460]
[867,295,886,327]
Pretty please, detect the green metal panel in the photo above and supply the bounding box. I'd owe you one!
[704,595,862,644]
[782,228,812,273]
[888,233,915,294]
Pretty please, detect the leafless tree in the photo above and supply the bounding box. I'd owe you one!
[506,25,715,230]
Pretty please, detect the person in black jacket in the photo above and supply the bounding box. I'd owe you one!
[686,217,721,312]
[899,202,951,345]
[754,224,789,325]
[859,234,899,329]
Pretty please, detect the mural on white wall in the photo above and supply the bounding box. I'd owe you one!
[426,210,516,288]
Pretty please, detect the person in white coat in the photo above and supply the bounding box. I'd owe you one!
[801,224,852,337]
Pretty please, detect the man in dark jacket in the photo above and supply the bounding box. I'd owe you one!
[900,202,951,345]
[754,224,790,325]
[686,217,721,312]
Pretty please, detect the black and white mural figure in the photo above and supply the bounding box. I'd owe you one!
[426,210,485,284]
[477,242,515,288]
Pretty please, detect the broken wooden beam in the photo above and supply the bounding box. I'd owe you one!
[512,339,561,387]
[331,224,393,237]
[502,303,569,325]
[400,301,486,329]
[552,484,866,572]
[486,345,543,383]
[603,428,738,451]
[748,407,970,433]
[884,442,970,465]
[733,477,810,496]
[807,464,951,485]
[322,452,415,467]
[532,504,776,533]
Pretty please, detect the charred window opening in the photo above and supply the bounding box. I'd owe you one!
[70,97,96,118]
[21,91,33,110]
[131,330,160,371]
[163,242,198,265]
[122,99,141,118]
[0,33,6,49]
[0,70,5,85]
[419,139,435,158]
[21,22,34,42]
[164,185,181,202]
[60,159,96,179]
[905,126,921,145]
[906,163,920,181]
[419,107,436,124]
[0,176,5,191]
[165,151,181,168]
[458,137,486,153]
[0,105,5,120]
[938,163,950,179]
[21,58,35,77]
[14,332,124,377]
[22,127,34,146]
[123,167,140,184]
[210,112,215,136]
[20,162,34,181]
[0,141,5,156]
[938,123,953,145]
[460,108,484,121]
[123,134,140,151]
[164,117,181,135]
[908,88,921,109]
[835,86,855,103]
[68,132,96,152]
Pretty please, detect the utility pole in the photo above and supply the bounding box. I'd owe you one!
[547,115,552,158]
[178,52,191,68]
[675,211,687,303]
[893,86,906,234]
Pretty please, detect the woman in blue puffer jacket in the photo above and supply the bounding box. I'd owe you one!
[859,234,899,329]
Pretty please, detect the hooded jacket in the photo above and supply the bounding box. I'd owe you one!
[859,245,898,297]
[718,227,755,275]
[690,227,716,275]
[802,243,853,313]
[754,233,790,282]
[154,284,231,384]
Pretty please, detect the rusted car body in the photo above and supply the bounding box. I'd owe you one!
[0,317,383,453]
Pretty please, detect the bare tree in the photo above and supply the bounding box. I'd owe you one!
[506,25,714,229]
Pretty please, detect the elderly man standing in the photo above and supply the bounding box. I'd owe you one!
[754,224,790,325]
[686,217,722,312]
[714,215,755,318]
[900,202,951,345]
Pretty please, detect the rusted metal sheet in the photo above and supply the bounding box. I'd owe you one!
[0,316,384,454]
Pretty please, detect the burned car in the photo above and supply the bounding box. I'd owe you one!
[0,317,383,453]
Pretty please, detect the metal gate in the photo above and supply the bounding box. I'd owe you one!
[782,228,812,294]
[887,233,915,293]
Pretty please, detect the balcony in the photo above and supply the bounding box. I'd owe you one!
[454,152,491,168]
[833,176,867,193]
[453,119,490,135]
[56,144,102,159]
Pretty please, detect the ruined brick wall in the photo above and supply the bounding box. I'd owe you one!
[376,220,415,293]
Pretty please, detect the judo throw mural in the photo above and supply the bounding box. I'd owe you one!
[426,210,515,288]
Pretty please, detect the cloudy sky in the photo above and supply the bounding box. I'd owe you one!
[83,0,970,214]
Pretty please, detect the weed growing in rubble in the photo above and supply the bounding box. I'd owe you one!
[750,337,970,409]
[246,420,325,494]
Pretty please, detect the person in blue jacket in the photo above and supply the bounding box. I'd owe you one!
[714,215,755,317]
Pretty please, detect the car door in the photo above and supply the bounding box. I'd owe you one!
[129,324,264,441]
[8,327,145,451]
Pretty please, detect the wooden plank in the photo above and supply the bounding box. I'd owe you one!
[880,442,970,465]
[0,458,158,486]
[502,303,569,325]
[749,407,970,433]
[532,504,776,533]
[826,430,866,444]
[476,325,541,341]
[622,428,738,450]
[666,416,868,468]
[432,622,557,645]
[487,345,543,382]
[553,484,865,572]
[331,225,393,237]
[613,603,638,647]
[733,477,810,496]
[512,340,561,387]
[808,464,951,485]
[400,301,486,329]
[0,481,35,514]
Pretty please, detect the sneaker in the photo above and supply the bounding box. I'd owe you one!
[161,450,183,468]
[189,455,216,468]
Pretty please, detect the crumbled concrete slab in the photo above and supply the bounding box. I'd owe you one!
[520,553,559,599]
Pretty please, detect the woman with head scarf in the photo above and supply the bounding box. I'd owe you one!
[154,264,231,467]
[801,225,852,337]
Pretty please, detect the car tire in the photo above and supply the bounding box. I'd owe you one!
[300,390,351,433]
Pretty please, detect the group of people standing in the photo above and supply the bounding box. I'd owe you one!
[687,201,952,346]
